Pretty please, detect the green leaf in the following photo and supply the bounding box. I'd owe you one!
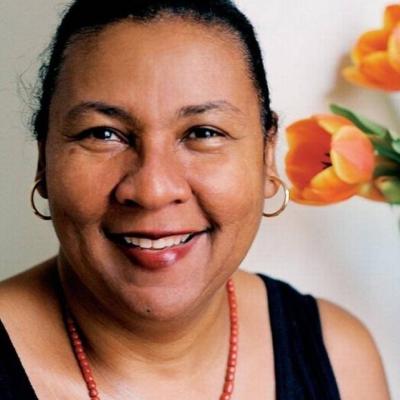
[366,136,400,163]
[392,139,400,154]
[330,104,390,138]
[389,129,400,141]
[373,141,400,163]
[375,176,400,205]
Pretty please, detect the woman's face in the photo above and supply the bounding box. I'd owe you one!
[42,19,276,320]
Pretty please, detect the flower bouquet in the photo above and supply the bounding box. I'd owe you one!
[285,4,400,208]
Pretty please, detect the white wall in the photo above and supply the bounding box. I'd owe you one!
[1,0,399,397]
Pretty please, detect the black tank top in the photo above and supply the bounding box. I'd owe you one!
[0,274,341,399]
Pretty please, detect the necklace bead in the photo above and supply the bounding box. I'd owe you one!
[65,279,238,400]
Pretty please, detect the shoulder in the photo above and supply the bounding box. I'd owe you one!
[0,259,60,328]
[317,298,390,399]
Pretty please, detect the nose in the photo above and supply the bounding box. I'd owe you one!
[114,147,192,210]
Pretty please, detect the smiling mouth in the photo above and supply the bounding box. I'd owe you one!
[105,228,211,270]
[107,231,206,251]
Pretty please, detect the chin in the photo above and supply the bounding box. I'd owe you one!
[113,281,212,324]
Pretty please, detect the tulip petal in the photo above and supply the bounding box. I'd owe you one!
[289,187,329,205]
[285,119,331,188]
[384,5,400,30]
[388,25,400,73]
[330,126,375,184]
[286,119,330,147]
[357,182,386,202]
[309,167,359,202]
[351,29,390,65]
[314,114,353,135]
[290,185,351,206]
[342,66,384,90]
[285,153,330,190]
[359,51,400,91]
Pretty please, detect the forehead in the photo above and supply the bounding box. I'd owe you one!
[52,18,261,126]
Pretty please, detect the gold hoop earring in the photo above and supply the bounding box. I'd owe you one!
[263,176,289,218]
[30,179,51,220]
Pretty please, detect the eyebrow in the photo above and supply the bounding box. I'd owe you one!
[64,100,243,128]
[177,100,243,118]
[65,101,143,131]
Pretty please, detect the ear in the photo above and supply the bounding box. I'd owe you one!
[263,131,279,199]
[34,140,48,198]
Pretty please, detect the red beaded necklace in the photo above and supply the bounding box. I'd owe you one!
[65,279,239,400]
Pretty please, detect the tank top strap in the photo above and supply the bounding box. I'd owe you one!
[0,319,38,399]
[257,274,341,400]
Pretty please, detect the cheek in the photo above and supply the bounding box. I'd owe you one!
[45,146,120,224]
[187,150,265,277]
[188,147,265,230]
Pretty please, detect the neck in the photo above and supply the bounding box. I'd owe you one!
[55,256,231,386]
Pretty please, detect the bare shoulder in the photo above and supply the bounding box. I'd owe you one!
[317,298,391,399]
[0,258,60,328]
[234,269,265,292]
[233,269,269,310]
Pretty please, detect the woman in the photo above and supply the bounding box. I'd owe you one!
[0,0,390,399]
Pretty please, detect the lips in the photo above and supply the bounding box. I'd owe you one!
[106,229,208,270]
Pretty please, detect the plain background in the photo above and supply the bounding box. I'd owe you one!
[1,0,399,397]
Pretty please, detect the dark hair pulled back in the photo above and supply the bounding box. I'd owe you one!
[32,0,276,142]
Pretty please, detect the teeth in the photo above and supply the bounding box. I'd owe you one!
[139,238,152,249]
[124,233,192,250]
[153,238,167,249]
[181,234,190,242]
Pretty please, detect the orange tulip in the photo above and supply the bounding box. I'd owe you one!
[343,5,400,91]
[286,115,375,205]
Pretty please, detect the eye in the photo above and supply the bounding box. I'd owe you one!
[79,127,126,142]
[185,127,224,140]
